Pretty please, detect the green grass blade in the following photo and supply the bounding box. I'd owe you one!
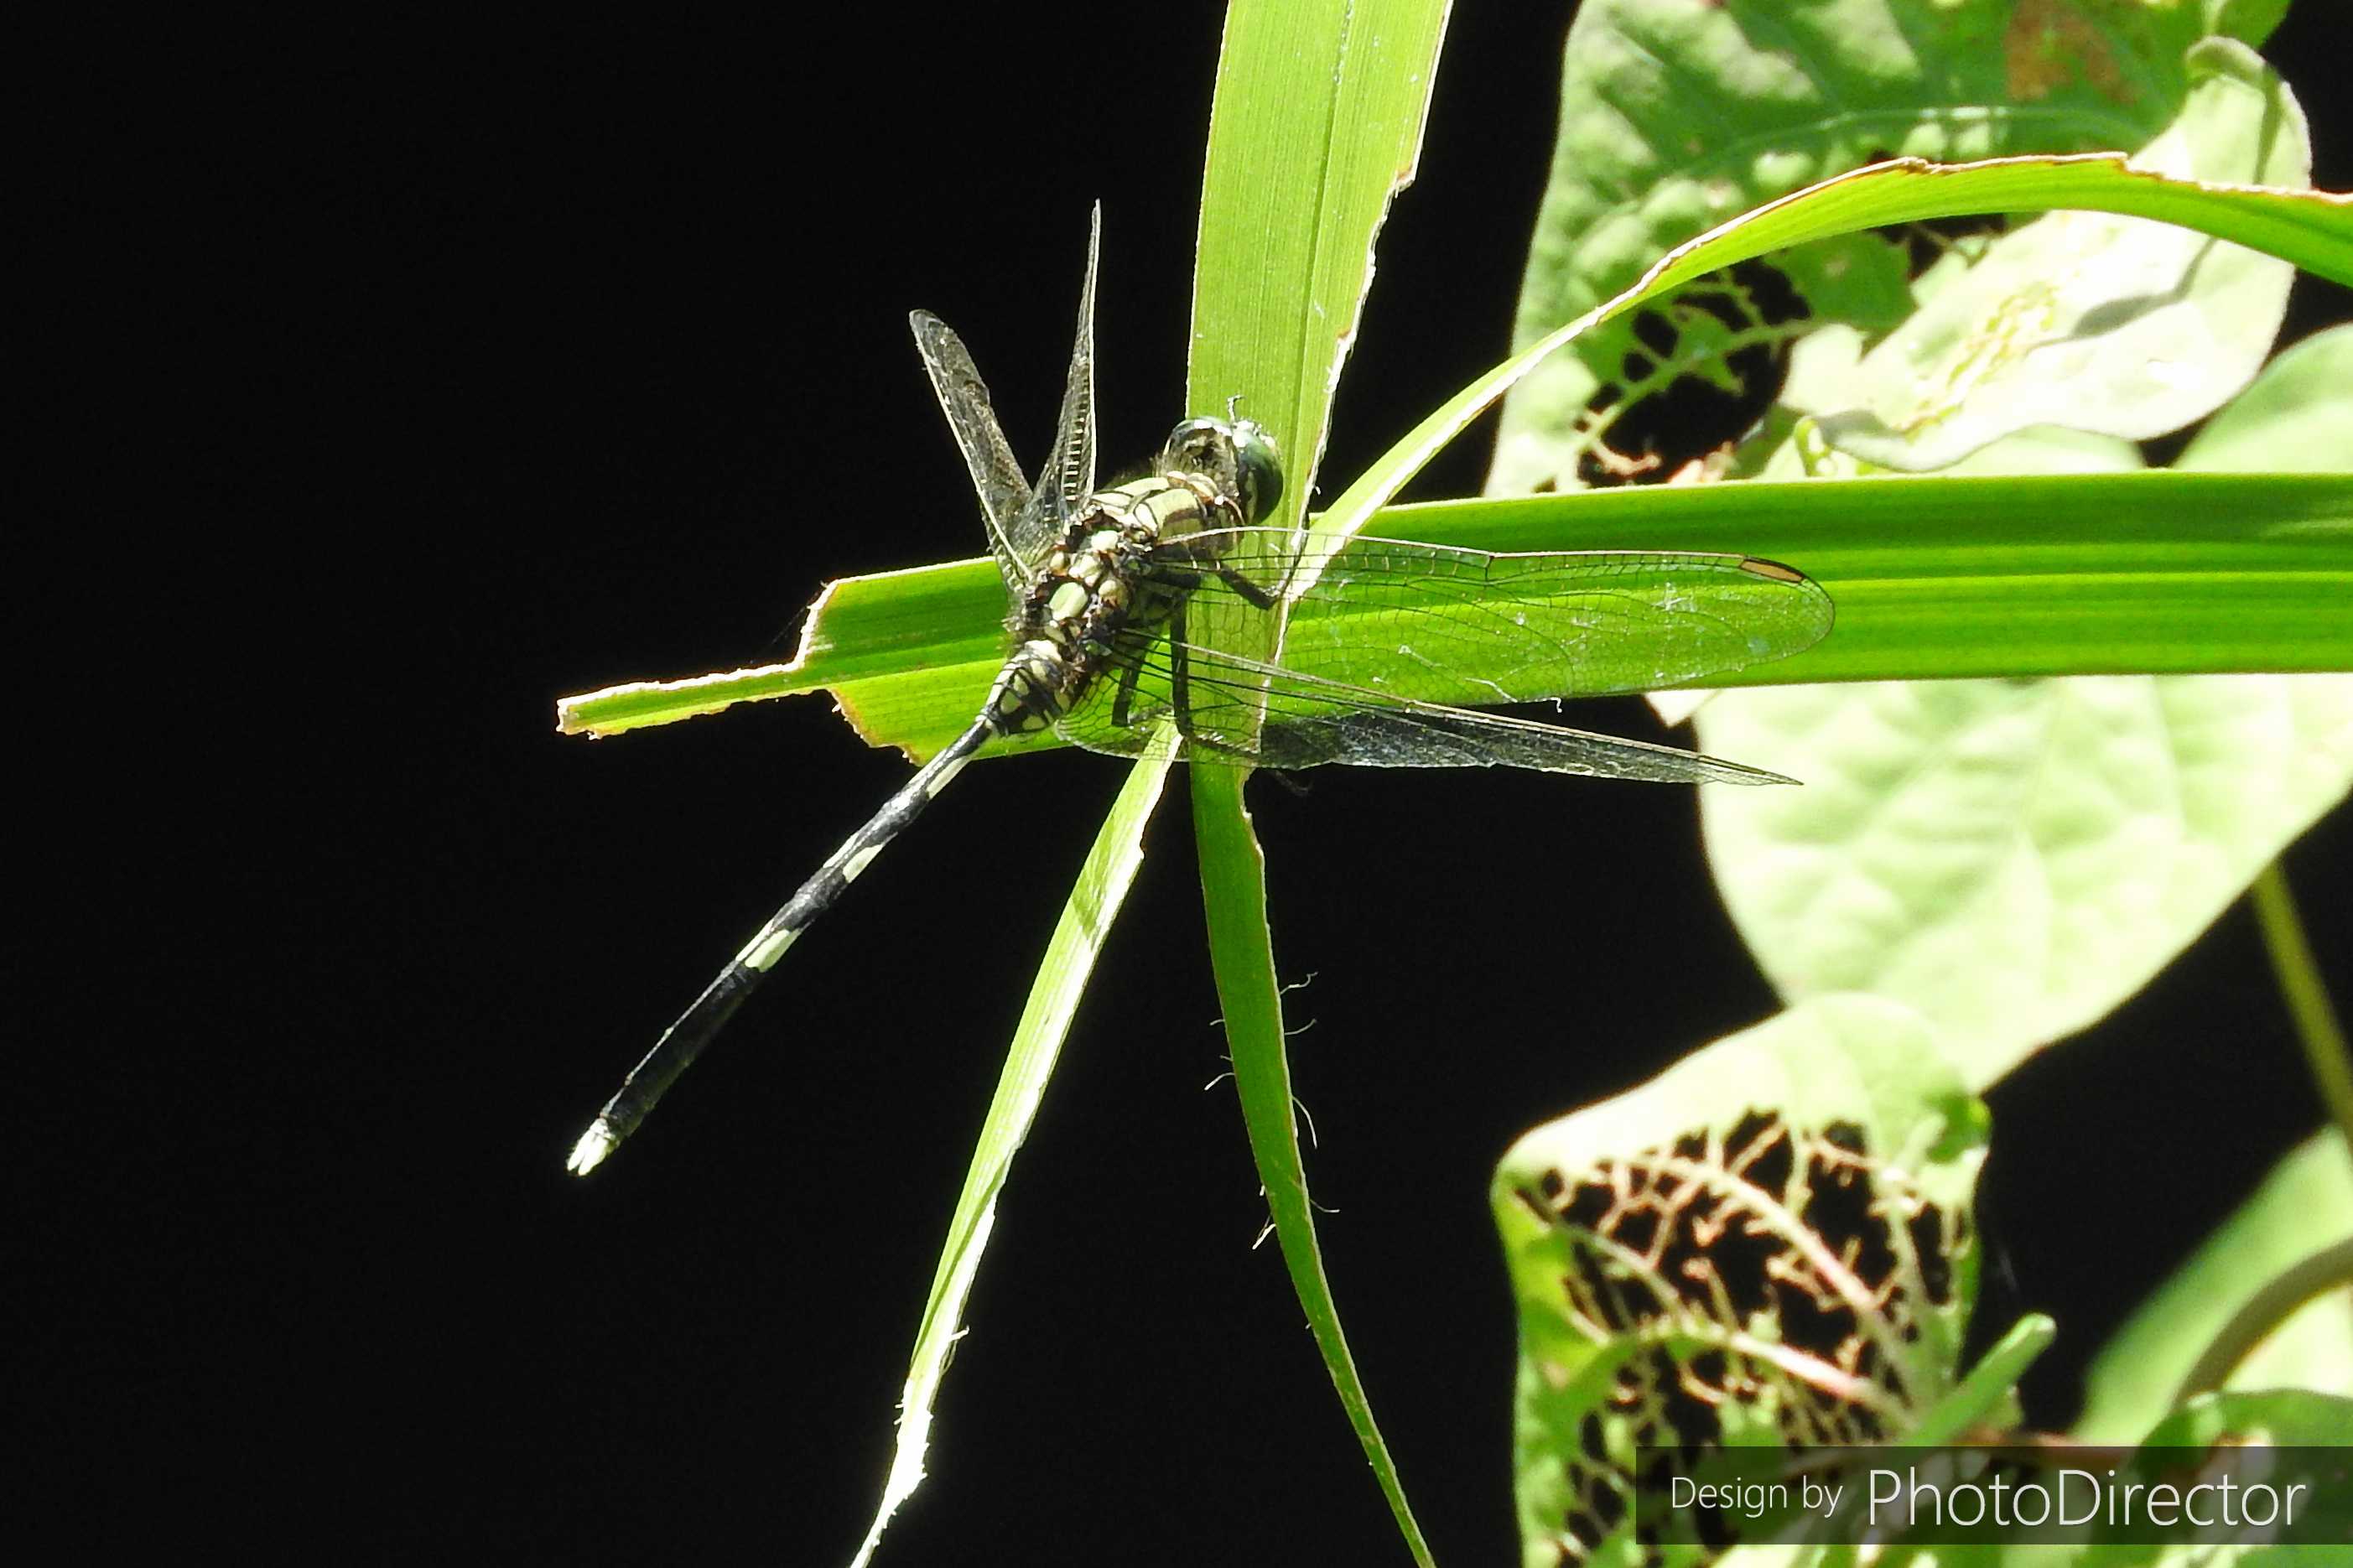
[2252,861,2353,1160]
[1317,153,2350,549]
[558,470,2353,749]
[1192,766,1431,1566]
[1189,1,1449,541]
[848,755,1172,1568]
[1899,1314,2055,1449]
[1185,2,1450,1562]
[1422,472,2353,684]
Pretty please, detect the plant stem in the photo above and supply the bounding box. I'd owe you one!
[2171,1238,2353,1405]
[2249,861,2353,1163]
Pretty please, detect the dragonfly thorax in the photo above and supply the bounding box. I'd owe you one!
[985,468,1243,739]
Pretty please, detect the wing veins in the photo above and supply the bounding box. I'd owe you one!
[909,310,1035,591]
[1059,635,1794,785]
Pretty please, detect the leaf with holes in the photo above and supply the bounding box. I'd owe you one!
[1492,994,1990,1566]
[1491,0,2220,493]
[1787,39,2305,471]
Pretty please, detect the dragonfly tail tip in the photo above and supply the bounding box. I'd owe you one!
[565,1119,618,1176]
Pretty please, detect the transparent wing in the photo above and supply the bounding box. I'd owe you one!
[909,309,1036,593]
[1055,635,1795,784]
[1031,203,1100,543]
[908,205,1101,589]
[1052,535,1833,783]
[1161,531,1834,706]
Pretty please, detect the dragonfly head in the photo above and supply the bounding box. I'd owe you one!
[1161,416,1284,525]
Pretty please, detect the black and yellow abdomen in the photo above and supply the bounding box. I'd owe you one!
[984,470,1228,737]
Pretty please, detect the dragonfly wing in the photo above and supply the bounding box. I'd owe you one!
[910,309,1036,592]
[1028,204,1101,551]
[1171,530,1834,705]
[1054,636,1795,785]
[1239,672,1796,782]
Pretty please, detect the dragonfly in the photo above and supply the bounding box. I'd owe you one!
[565,209,1833,1175]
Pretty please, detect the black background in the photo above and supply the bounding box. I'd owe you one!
[29,5,2351,1561]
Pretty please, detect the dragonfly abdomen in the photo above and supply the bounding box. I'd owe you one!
[564,719,988,1174]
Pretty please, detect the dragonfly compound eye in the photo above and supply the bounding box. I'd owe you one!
[1227,418,1282,523]
[1160,416,1284,524]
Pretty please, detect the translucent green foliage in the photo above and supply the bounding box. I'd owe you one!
[2076,1134,2353,1445]
[849,758,1171,1562]
[1700,672,2351,1088]
[1700,339,2353,1088]
[1493,995,1989,1565]
[1182,3,1453,1563]
[1787,41,2306,470]
[1493,0,2216,494]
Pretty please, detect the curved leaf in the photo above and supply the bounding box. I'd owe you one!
[2075,1132,2353,1445]
[851,759,1172,1566]
[1493,994,1989,1565]
[1498,0,2217,492]
[1702,306,2353,1088]
[1795,39,2307,470]
[1186,3,1452,1564]
[1701,673,2353,1088]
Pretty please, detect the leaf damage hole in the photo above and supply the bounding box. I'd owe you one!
[1514,1109,1971,1563]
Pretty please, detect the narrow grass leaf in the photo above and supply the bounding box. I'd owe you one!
[849,756,1172,1568]
[1185,2,1450,1562]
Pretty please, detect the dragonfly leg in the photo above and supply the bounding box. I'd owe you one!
[1167,599,1194,733]
[1160,600,1267,766]
[1212,563,1277,610]
[1147,541,1278,612]
[1110,639,1146,729]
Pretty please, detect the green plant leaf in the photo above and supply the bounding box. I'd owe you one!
[558,468,2353,756]
[1493,0,2218,494]
[2207,0,2291,50]
[1790,39,2307,470]
[1701,316,2353,1089]
[848,756,1171,1567]
[2179,324,2353,469]
[1493,994,1990,1566]
[2075,1133,2353,1446]
[2125,1389,2353,1565]
[1902,1311,2055,1449]
[1184,3,1451,1564]
[1189,0,1447,558]
[1699,672,2353,1090]
[2136,1386,2353,1449]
